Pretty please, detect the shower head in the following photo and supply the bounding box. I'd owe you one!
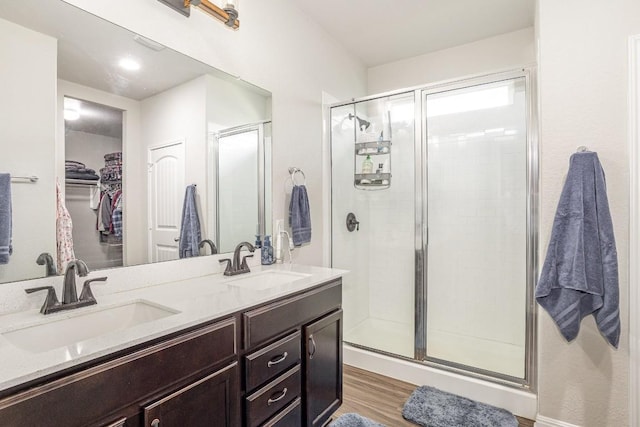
[348,113,371,131]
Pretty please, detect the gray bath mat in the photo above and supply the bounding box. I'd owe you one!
[402,386,518,427]
[331,413,386,427]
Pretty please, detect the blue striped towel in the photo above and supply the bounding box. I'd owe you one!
[0,174,11,264]
[289,185,311,246]
[536,152,620,347]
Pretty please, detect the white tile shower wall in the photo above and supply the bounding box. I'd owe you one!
[367,121,415,329]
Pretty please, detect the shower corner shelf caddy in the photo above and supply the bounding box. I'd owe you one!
[354,139,392,190]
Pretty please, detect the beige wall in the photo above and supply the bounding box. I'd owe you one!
[537,0,640,425]
[368,27,535,94]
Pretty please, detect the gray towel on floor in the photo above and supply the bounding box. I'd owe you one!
[331,413,386,427]
[289,184,311,246]
[179,184,201,258]
[0,174,11,264]
[536,152,620,347]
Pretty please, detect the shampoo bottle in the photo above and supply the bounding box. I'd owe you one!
[362,155,373,174]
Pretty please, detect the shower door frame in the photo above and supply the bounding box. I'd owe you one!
[329,68,538,391]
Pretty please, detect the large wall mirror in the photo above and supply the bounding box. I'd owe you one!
[0,0,272,283]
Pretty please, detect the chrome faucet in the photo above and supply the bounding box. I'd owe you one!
[36,252,57,277]
[219,241,255,276]
[199,239,218,255]
[25,259,107,315]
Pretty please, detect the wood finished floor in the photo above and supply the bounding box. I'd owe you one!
[334,365,535,427]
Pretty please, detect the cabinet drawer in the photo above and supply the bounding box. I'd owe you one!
[245,331,300,391]
[243,280,341,348]
[246,365,301,427]
[0,318,236,427]
[262,397,302,427]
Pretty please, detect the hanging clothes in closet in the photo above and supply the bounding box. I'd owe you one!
[96,152,123,244]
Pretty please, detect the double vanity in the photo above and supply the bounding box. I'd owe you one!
[0,262,345,427]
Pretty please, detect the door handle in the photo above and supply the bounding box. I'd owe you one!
[150,419,160,427]
[174,237,180,242]
[308,335,316,359]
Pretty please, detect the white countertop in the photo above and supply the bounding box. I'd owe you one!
[0,264,345,394]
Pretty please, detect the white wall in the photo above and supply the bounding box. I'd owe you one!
[368,28,535,95]
[62,0,368,267]
[141,75,208,248]
[0,18,57,283]
[537,1,640,425]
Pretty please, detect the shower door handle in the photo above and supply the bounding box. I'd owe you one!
[346,213,359,232]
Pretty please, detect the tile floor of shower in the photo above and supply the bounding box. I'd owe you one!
[345,317,525,378]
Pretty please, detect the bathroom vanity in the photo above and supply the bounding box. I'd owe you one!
[0,264,344,427]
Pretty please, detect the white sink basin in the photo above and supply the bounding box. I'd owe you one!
[226,270,311,291]
[2,300,179,353]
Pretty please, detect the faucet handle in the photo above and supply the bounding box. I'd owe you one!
[240,254,254,270]
[25,286,60,314]
[219,258,232,275]
[80,277,108,303]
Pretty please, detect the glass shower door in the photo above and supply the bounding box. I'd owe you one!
[424,77,528,379]
[331,92,416,359]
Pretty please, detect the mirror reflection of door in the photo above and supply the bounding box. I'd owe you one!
[64,97,124,271]
[148,140,185,262]
[215,124,264,254]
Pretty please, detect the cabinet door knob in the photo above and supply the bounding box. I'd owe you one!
[267,351,288,367]
[308,335,316,359]
[267,387,288,405]
[151,418,160,427]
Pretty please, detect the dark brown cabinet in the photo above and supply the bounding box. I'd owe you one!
[0,278,343,427]
[304,309,343,427]
[143,362,240,427]
[241,280,342,427]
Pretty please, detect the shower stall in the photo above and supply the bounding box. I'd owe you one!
[330,70,537,391]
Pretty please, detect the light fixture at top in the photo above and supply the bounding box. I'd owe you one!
[119,57,141,71]
[186,0,239,29]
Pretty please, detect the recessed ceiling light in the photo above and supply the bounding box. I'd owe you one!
[64,109,80,121]
[119,57,141,71]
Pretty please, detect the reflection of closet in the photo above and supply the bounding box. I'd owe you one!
[64,97,124,270]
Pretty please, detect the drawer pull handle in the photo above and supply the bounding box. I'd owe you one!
[267,352,288,367]
[309,334,316,359]
[267,387,288,405]
[151,419,160,427]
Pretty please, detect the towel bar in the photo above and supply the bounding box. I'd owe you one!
[10,175,38,183]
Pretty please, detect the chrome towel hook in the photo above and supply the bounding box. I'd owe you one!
[288,167,306,186]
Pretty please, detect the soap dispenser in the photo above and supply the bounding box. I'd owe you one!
[261,236,274,265]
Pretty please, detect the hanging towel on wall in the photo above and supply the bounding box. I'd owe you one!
[56,180,76,273]
[536,151,620,347]
[289,184,311,246]
[179,184,201,258]
[0,174,12,265]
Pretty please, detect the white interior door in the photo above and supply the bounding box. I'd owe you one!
[148,140,185,262]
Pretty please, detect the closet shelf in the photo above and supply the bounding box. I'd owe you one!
[355,140,391,156]
[65,178,100,187]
